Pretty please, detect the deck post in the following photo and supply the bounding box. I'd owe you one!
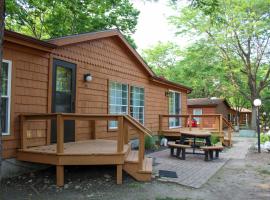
[90,120,96,139]
[199,116,202,130]
[20,115,27,149]
[219,115,223,133]
[57,114,64,154]
[228,127,232,146]
[189,115,192,131]
[56,165,64,186]
[139,132,145,170]
[123,120,129,144]
[117,116,124,153]
[116,165,123,184]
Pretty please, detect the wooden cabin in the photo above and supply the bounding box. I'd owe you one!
[187,98,231,129]
[228,107,252,128]
[2,29,191,186]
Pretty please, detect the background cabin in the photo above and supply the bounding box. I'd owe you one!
[228,107,252,128]
[187,98,231,129]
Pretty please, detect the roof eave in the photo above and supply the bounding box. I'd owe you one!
[151,76,192,93]
[4,30,57,51]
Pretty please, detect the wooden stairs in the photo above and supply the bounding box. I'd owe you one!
[123,150,152,181]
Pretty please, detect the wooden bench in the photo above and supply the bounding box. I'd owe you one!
[168,142,191,160]
[200,146,224,161]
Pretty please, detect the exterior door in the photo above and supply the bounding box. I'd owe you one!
[51,59,76,143]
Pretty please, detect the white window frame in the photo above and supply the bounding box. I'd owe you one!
[2,59,12,135]
[169,90,182,129]
[193,108,203,124]
[130,86,145,125]
[108,81,128,129]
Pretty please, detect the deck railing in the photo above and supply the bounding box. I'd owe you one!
[159,114,234,146]
[20,113,151,170]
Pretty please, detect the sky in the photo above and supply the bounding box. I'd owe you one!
[131,0,191,52]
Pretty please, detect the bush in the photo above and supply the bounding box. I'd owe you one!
[260,134,270,144]
[211,135,220,145]
[145,135,156,150]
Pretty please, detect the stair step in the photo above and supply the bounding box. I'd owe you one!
[125,150,138,163]
[140,157,152,173]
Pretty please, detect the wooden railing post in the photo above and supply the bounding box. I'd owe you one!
[201,117,204,129]
[117,116,124,153]
[20,115,27,149]
[139,132,145,170]
[219,115,223,133]
[199,116,202,130]
[228,127,232,146]
[57,114,64,154]
[123,120,129,144]
[189,115,192,131]
[90,120,96,139]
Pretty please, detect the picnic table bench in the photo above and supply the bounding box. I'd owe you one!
[200,146,224,161]
[168,142,191,160]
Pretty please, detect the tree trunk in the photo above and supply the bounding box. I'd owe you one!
[0,0,5,182]
[251,105,257,130]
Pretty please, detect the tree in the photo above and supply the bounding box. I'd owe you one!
[141,41,181,77]
[0,0,5,182]
[170,0,270,129]
[142,39,235,98]
[5,0,139,47]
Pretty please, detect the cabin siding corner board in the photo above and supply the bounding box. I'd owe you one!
[2,32,189,159]
[2,41,51,158]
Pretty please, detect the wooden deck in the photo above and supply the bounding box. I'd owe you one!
[19,139,129,155]
[17,113,153,186]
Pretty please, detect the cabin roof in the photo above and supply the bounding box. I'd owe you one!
[231,107,252,113]
[4,30,57,51]
[188,98,231,108]
[4,29,192,93]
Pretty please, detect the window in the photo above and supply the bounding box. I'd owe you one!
[109,81,128,129]
[169,91,181,128]
[1,60,12,135]
[193,108,202,124]
[130,86,144,124]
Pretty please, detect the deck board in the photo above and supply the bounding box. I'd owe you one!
[21,139,129,155]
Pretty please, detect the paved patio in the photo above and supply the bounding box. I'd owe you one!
[148,136,255,188]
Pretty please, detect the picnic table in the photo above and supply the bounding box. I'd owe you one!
[168,129,224,161]
[177,130,212,154]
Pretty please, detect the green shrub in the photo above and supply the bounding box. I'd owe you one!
[145,135,156,150]
[260,134,270,144]
[211,134,220,145]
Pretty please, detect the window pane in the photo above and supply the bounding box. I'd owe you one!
[56,66,72,93]
[130,86,144,124]
[1,62,8,96]
[109,81,128,129]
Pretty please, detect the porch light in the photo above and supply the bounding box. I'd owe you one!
[84,73,92,82]
[253,98,262,153]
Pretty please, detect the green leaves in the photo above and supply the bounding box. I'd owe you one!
[5,0,139,47]
[169,0,270,113]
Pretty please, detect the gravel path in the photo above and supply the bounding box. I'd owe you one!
[1,136,270,200]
